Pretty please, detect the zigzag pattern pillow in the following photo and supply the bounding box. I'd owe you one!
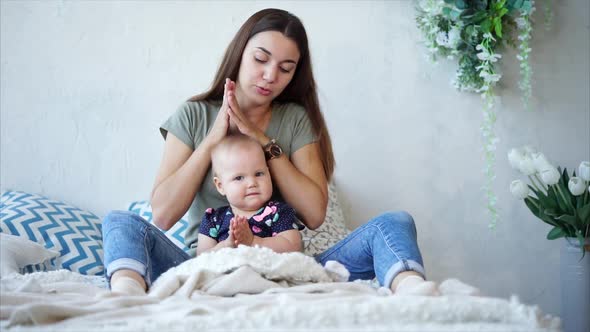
[127,201,189,252]
[0,191,104,275]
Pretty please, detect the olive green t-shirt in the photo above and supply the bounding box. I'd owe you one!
[160,100,318,257]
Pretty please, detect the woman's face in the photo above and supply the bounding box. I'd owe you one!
[236,31,300,107]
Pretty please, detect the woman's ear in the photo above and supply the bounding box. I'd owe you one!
[213,177,225,196]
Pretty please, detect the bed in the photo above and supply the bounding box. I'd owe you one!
[0,188,561,331]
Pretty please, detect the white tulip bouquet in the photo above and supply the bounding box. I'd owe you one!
[509,146,590,251]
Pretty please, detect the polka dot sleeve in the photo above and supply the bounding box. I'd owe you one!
[198,208,219,240]
[269,202,305,235]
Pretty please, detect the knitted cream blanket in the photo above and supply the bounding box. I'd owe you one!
[148,245,368,298]
[0,246,561,331]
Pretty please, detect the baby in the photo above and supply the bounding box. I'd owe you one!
[196,134,303,255]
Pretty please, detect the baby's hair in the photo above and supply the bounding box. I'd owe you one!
[210,134,264,176]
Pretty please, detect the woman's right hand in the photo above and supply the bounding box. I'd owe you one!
[151,79,233,229]
[203,78,233,148]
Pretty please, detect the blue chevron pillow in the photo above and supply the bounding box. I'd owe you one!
[0,191,104,276]
[127,201,189,251]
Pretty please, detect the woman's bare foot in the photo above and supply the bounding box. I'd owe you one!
[110,270,147,296]
[391,271,439,296]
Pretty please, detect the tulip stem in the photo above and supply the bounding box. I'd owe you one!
[533,174,548,193]
[528,175,543,194]
[554,184,573,212]
[528,197,540,210]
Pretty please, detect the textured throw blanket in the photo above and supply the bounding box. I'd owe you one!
[148,245,373,298]
[0,246,561,331]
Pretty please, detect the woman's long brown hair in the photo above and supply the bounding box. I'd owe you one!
[189,8,335,180]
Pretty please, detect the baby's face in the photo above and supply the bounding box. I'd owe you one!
[215,144,272,213]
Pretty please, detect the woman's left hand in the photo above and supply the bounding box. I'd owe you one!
[226,80,267,144]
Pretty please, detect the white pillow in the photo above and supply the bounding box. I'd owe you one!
[300,182,351,256]
[0,233,59,278]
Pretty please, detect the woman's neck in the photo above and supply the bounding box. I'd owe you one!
[234,88,272,130]
[245,105,272,125]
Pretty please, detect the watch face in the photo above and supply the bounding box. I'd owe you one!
[270,145,282,157]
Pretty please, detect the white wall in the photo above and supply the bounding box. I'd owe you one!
[1,0,588,317]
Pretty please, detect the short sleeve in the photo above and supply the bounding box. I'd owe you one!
[270,202,305,235]
[198,208,219,240]
[160,102,202,149]
[288,104,318,154]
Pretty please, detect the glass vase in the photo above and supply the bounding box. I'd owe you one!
[560,237,590,332]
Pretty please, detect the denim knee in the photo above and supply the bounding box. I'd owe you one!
[371,211,417,232]
[103,209,148,228]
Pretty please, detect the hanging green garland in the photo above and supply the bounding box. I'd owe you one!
[416,0,552,228]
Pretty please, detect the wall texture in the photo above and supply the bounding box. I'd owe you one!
[1,0,588,317]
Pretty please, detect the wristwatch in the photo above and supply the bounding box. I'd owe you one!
[263,139,283,161]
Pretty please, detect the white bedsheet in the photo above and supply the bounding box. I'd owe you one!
[0,246,561,331]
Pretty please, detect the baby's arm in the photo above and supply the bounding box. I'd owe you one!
[196,233,235,255]
[252,229,302,253]
[232,215,302,253]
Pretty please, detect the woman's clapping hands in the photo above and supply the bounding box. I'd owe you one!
[204,79,233,148]
[207,78,266,147]
[225,79,266,144]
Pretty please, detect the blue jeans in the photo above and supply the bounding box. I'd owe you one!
[314,211,425,288]
[102,210,425,288]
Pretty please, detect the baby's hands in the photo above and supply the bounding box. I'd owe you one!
[223,226,236,249]
[231,215,254,246]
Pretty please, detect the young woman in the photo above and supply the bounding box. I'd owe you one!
[102,8,435,296]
